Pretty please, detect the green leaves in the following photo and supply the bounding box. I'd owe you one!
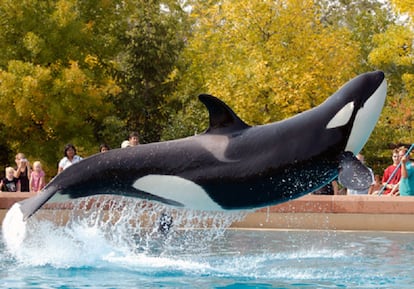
[114,0,188,143]
[0,0,123,172]
[172,0,359,126]
[0,0,412,176]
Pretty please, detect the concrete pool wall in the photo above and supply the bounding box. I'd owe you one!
[1,193,414,231]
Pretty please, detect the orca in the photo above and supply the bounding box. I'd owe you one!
[14,71,386,220]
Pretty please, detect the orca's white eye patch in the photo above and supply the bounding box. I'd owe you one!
[326,101,354,129]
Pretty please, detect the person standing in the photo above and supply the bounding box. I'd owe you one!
[14,153,31,192]
[128,132,140,146]
[396,146,414,196]
[30,161,46,193]
[99,143,111,153]
[381,149,401,195]
[121,132,140,148]
[58,144,83,174]
[370,174,383,195]
[1,167,21,192]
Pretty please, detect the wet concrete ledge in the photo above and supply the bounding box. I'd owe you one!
[1,193,414,231]
[233,195,414,232]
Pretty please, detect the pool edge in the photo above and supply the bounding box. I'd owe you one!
[2,193,414,231]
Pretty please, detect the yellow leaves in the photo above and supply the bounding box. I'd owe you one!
[0,57,115,146]
[0,0,31,21]
[21,76,37,98]
[402,73,414,96]
[0,71,18,125]
[58,61,118,124]
[58,59,120,105]
[383,92,414,134]
[52,0,79,27]
[84,54,99,68]
[23,32,44,56]
[0,62,51,123]
[103,78,122,96]
[369,25,413,67]
[83,21,95,33]
[0,69,17,97]
[367,7,414,146]
[390,0,414,17]
[21,67,50,100]
[60,61,88,96]
[184,0,359,124]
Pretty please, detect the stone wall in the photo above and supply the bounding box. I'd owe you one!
[2,193,414,231]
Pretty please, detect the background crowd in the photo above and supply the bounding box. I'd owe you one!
[314,146,414,196]
[2,136,413,197]
[0,132,140,193]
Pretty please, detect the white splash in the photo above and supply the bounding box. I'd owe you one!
[1,196,246,269]
[2,203,27,254]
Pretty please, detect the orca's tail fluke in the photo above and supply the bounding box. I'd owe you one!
[18,185,59,220]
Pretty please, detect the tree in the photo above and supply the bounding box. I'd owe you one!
[316,0,400,171]
[0,0,124,173]
[112,0,190,143]
[365,0,414,171]
[390,0,414,16]
[318,0,394,71]
[163,0,360,140]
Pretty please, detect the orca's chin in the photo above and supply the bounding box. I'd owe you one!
[345,75,387,154]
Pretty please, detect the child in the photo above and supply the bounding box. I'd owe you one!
[369,174,383,195]
[1,167,21,192]
[30,161,46,193]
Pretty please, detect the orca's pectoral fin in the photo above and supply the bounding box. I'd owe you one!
[338,152,372,190]
[18,184,59,220]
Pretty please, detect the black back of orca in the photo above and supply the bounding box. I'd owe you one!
[16,71,386,218]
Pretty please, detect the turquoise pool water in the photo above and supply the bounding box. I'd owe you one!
[2,198,414,288]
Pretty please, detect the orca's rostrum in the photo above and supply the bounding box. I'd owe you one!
[15,71,387,220]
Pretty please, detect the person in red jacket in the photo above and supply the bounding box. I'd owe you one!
[381,148,401,195]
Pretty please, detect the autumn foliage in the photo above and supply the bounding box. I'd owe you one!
[0,0,413,176]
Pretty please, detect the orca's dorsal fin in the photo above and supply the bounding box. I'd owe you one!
[199,94,250,134]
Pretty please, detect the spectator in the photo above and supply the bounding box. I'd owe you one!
[369,174,383,195]
[14,153,31,192]
[58,144,83,174]
[121,132,140,148]
[128,132,140,146]
[395,146,414,196]
[99,143,111,153]
[30,161,46,193]
[381,149,401,195]
[347,154,375,195]
[1,167,21,192]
